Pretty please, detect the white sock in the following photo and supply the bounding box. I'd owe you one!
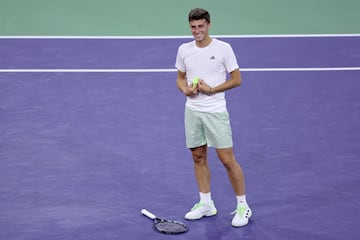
[199,192,212,205]
[236,195,248,207]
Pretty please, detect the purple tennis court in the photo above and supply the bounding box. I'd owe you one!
[1,36,360,240]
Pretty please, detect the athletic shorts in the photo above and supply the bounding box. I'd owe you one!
[184,106,233,149]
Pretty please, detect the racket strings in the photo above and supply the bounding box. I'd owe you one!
[155,221,188,233]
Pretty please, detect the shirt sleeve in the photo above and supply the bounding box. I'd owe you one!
[224,43,239,73]
[175,44,186,72]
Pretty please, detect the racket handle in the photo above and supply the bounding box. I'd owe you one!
[141,209,156,219]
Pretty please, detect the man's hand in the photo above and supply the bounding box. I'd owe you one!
[182,83,199,96]
[198,79,212,95]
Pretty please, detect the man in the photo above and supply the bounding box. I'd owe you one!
[175,8,252,227]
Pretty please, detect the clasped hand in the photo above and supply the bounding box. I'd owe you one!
[184,79,211,96]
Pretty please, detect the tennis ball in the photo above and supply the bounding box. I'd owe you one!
[192,77,199,87]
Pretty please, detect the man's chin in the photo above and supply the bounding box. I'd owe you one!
[194,36,204,41]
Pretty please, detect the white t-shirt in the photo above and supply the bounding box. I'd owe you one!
[175,38,239,113]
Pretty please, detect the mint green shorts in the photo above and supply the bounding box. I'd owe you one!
[184,107,233,149]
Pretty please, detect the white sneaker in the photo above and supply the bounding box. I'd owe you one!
[231,205,252,227]
[185,201,217,220]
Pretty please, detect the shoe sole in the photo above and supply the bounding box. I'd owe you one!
[185,210,217,220]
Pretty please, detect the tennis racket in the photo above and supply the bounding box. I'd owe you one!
[141,209,188,234]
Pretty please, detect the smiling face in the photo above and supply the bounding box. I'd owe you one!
[189,19,211,47]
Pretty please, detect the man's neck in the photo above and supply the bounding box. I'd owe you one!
[196,35,212,48]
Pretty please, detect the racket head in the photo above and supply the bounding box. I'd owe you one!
[153,218,188,234]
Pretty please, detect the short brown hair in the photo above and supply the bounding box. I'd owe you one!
[188,8,210,23]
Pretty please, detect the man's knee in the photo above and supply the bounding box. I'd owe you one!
[217,148,237,169]
[191,146,207,164]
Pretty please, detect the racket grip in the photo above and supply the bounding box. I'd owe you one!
[141,209,156,219]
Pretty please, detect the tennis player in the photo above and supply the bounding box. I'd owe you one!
[175,8,252,227]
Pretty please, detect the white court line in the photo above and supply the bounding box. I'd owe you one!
[0,69,176,73]
[1,67,360,73]
[0,34,359,39]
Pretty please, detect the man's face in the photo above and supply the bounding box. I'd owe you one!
[189,19,211,42]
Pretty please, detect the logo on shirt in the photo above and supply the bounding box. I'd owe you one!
[210,56,215,60]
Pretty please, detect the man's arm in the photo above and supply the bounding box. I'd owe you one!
[177,70,198,96]
[176,70,187,93]
[198,68,242,95]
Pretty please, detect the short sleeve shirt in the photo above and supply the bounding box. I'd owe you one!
[175,38,239,112]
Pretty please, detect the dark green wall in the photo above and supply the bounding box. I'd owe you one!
[0,0,359,35]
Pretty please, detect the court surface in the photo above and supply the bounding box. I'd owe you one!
[1,35,360,240]
[1,2,360,239]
